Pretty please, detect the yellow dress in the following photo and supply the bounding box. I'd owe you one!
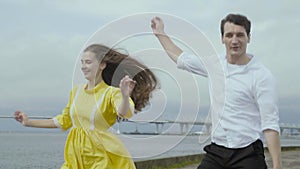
[53,81,136,169]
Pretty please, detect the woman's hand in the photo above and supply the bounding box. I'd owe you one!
[119,75,136,97]
[14,110,29,126]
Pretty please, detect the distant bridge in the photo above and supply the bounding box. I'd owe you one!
[117,119,300,135]
[279,123,300,136]
[1,115,299,136]
[117,119,211,135]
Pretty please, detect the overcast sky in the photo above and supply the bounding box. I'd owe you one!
[1,0,299,131]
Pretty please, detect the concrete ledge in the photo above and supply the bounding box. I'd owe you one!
[134,154,204,169]
[134,146,300,169]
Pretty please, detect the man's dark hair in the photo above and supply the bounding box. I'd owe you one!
[220,14,251,36]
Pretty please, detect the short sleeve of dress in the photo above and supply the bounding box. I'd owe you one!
[52,87,77,130]
[110,87,135,119]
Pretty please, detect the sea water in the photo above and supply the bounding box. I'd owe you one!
[0,132,208,169]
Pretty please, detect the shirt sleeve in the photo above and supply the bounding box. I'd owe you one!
[255,71,280,133]
[177,52,208,77]
[53,87,76,130]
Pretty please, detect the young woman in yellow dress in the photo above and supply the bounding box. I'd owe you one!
[14,44,157,169]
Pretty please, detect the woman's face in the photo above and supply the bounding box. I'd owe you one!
[81,51,99,81]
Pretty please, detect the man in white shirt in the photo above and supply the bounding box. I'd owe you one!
[151,14,281,169]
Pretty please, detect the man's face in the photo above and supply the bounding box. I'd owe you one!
[222,22,250,58]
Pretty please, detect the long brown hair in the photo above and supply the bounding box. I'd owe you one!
[83,44,158,112]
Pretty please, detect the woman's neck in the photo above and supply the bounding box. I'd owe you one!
[86,77,103,90]
[86,81,94,90]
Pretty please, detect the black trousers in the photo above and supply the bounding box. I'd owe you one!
[197,140,267,169]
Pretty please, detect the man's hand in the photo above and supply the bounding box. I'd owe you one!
[151,16,166,36]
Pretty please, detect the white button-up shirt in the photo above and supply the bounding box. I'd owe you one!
[177,52,280,148]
